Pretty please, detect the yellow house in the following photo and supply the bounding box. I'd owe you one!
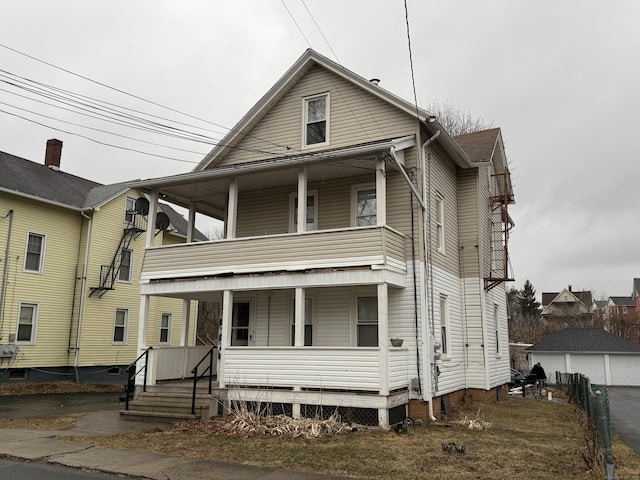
[0,139,201,383]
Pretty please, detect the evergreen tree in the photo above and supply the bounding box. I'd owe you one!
[517,279,541,318]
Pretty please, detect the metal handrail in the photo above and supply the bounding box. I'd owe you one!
[124,346,152,410]
[190,346,216,415]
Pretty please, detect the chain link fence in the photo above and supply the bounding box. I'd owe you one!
[556,372,615,480]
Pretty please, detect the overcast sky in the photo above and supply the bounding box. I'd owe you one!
[1,1,638,300]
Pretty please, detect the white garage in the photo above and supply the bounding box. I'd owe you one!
[527,328,640,387]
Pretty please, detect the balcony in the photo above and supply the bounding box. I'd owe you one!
[140,225,407,291]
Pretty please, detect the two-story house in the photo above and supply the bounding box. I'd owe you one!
[0,140,203,384]
[130,49,515,426]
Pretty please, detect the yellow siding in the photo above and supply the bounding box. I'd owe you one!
[218,65,416,167]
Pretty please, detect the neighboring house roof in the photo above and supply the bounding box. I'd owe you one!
[527,328,640,353]
[609,296,635,307]
[84,181,135,209]
[632,278,640,299]
[593,300,607,309]
[541,289,592,307]
[159,203,208,241]
[0,150,100,209]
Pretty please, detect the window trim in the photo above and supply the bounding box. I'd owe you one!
[435,193,445,254]
[440,294,450,359]
[494,303,501,357]
[302,93,330,148]
[118,248,133,283]
[113,308,129,345]
[352,184,377,227]
[23,232,46,274]
[160,312,171,344]
[16,302,38,344]
[290,191,318,232]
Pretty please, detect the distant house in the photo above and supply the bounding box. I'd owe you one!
[129,49,516,426]
[541,286,594,326]
[0,140,204,383]
[527,327,640,386]
[606,296,636,319]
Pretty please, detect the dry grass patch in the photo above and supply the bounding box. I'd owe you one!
[0,413,85,430]
[65,397,637,480]
[0,381,122,396]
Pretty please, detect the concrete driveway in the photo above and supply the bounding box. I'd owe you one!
[606,387,640,455]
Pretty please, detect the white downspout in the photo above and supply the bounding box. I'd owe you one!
[421,130,440,422]
[74,210,92,379]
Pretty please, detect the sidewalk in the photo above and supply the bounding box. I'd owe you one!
[0,410,351,479]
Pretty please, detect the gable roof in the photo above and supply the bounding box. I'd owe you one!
[453,128,501,163]
[194,49,474,172]
[527,328,640,353]
[0,150,101,210]
[541,289,592,307]
[609,296,635,307]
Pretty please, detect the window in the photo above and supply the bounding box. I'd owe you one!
[355,187,376,226]
[24,233,45,273]
[303,94,329,147]
[440,295,449,356]
[436,194,445,253]
[17,302,38,343]
[231,301,251,346]
[113,308,128,344]
[291,192,318,232]
[160,313,171,344]
[118,248,132,282]
[125,196,136,223]
[494,304,501,355]
[291,297,313,346]
[357,296,378,347]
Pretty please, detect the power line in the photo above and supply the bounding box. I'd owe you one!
[403,0,422,123]
[300,0,340,63]
[281,0,312,47]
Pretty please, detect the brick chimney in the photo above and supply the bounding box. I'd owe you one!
[45,139,63,170]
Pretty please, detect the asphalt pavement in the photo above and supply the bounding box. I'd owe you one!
[0,393,351,479]
[606,386,640,455]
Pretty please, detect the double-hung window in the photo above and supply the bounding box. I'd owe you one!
[291,297,313,346]
[17,302,38,344]
[118,248,132,282]
[113,308,128,344]
[436,194,445,253]
[357,296,378,347]
[440,295,450,357]
[303,94,329,147]
[291,192,318,232]
[354,187,376,226]
[24,233,45,273]
[125,196,136,223]
[160,313,171,344]
[494,304,501,355]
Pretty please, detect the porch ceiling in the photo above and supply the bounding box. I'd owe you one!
[132,138,406,219]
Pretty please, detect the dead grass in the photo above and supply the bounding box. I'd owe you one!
[65,397,640,480]
[0,413,85,430]
[0,381,123,396]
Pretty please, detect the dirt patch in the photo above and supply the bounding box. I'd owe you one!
[0,381,123,396]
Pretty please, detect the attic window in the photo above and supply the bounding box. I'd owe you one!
[303,93,329,147]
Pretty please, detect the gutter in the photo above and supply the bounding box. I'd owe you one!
[0,209,14,338]
[74,209,93,382]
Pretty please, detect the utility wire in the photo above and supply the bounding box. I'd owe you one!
[403,0,422,122]
[281,0,312,47]
[300,0,340,63]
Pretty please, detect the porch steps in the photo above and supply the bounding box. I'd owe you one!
[120,391,218,423]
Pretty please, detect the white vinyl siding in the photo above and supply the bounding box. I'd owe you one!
[113,308,129,344]
[17,302,38,344]
[24,232,45,273]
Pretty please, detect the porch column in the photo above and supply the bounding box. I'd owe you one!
[294,287,305,347]
[297,168,307,232]
[187,202,196,242]
[377,283,389,428]
[219,290,234,389]
[146,189,159,248]
[376,158,386,225]
[180,300,191,346]
[226,178,238,239]
[137,294,153,385]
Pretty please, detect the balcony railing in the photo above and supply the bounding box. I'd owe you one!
[140,226,406,282]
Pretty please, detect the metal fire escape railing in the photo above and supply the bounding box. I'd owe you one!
[89,213,146,297]
[484,167,515,292]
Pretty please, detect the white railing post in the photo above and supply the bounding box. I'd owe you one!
[219,290,233,388]
[378,283,389,396]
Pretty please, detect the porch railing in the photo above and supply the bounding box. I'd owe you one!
[191,346,216,414]
[124,346,152,410]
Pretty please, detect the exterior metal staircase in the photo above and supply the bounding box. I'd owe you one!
[89,214,146,297]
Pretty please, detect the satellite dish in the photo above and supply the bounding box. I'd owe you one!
[155,212,170,231]
[134,197,149,215]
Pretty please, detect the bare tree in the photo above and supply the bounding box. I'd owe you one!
[205,222,224,240]
[426,100,494,136]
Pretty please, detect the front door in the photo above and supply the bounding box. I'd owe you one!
[231,301,251,346]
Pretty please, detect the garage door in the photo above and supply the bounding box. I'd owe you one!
[531,354,566,384]
[609,355,640,386]
[571,354,606,385]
